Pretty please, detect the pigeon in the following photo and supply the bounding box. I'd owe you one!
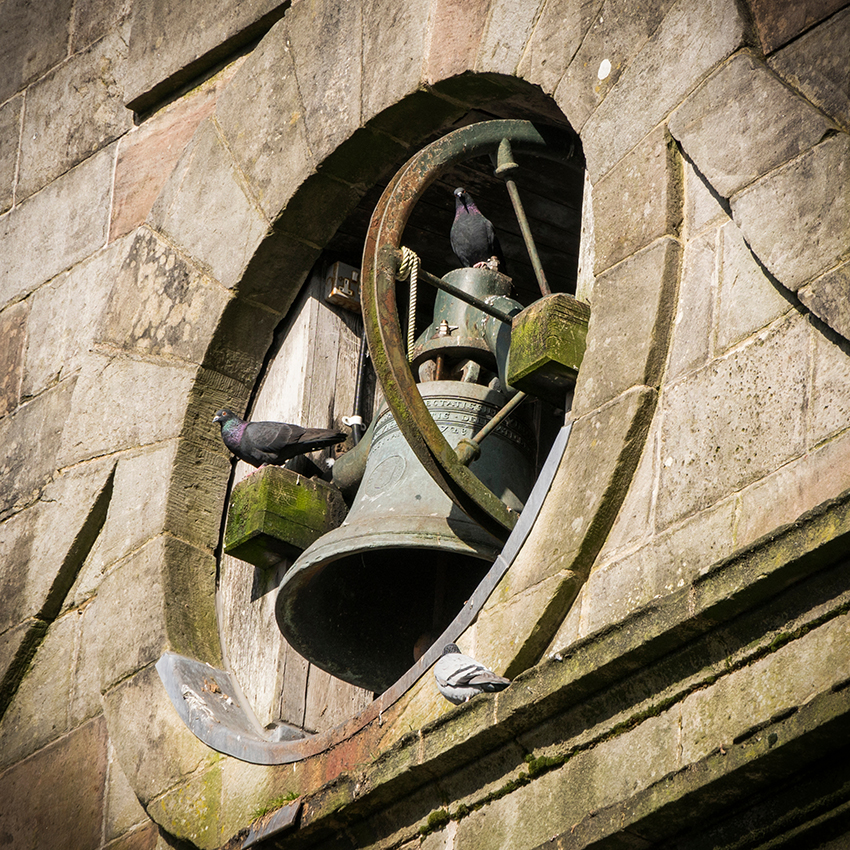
[212,409,346,468]
[450,187,504,271]
[434,644,511,704]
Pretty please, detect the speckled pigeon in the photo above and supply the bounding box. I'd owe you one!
[450,187,504,271]
[434,644,511,704]
[213,409,346,468]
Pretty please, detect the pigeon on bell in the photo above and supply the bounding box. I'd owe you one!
[434,644,511,704]
[450,187,505,271]
[213,409,346,468]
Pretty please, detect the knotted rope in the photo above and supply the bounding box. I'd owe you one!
[397,246,420,362]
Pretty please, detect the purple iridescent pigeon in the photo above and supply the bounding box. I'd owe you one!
[213,409,346,468]
[450,187,504,271]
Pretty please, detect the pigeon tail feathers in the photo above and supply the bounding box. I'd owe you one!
[434,643,511,704]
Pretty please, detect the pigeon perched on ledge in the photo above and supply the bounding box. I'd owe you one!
[450,187,504,271]
[434,644,512,704]
[213,409,346,468]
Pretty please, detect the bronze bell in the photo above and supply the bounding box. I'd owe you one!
[275,269,537,694]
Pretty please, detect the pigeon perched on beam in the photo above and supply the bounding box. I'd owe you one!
[450,187,505,271]
[434,644,511,704]
[213,409,346,468]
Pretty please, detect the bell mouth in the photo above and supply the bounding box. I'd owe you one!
[276,537,491,695]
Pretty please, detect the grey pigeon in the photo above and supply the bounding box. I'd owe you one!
[434,644,511,704]
[213,409,346,468]
[450,187,504,271]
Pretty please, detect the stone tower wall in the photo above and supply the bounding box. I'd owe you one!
[1,2,849,849]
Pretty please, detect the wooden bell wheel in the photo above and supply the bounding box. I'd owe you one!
[360,119,581,542]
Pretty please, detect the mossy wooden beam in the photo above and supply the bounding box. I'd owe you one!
[507,293,590,404]
[223,467,347,570]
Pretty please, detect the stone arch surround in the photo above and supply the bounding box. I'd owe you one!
[100,1,850,844]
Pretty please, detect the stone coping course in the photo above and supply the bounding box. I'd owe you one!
[224,483,850,847]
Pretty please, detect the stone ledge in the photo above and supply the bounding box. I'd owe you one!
[222,484,850,847]
[536,683,850,850]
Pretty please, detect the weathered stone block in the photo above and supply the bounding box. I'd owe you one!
[103,663,220,806]
[272,172,366,249]
[0,0,74,104]
[0,376,77,520]
[478,569,583,679]
[669,51,834,200]
[360,0,431,125]
[0,716,108,850]
[235,229,322,314]
[798,259,850,341]
[730,133,850,292]
[736,427,850,550]
[0,94,22,215]
[75,443,175,584]
[148,119,270,291]
[507,292,590,403]
[0,612,76,767]
[106,823,158,850]
[287,0,362,165]
[0,146,113,308]
[581,0,746,181]
[98,535,218,691]
[554,0,676,133]
[749,0,847,54]
[715,220,791,354]
[498,385,658,604]
[809,319,850,446]
[0,621,39,709]
[0,506,36,631]
[595,413,659,561]
[0,300,28,416]
[516,0,601,96]
[71,0,132,53]
[769,7,850,131]
[455,706,679,849]
[426,0,491,83]
[200,298,280,388]
[145,764,222,850]
[656,314,809,529]
[22,237,126,399]
[0,456,114,633]
[592,125,682,274]
[17,31,132,202]
[69,599,103,727]
[57,352,196,466]
[224,466,347,569]
[214,19,313,223]
[666,230,716,381]
[475,0,543,75]
[365,89,465,147]
[683,156,728,239]
[582,497,736,636]
[123,0,287,112]
[98,229,230,365]
[315,126,407,193]
[680,612,850,763]
[111,62,239,241]
[105,740,151,841]
[572,238,680,414]
[547,581,583,651]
